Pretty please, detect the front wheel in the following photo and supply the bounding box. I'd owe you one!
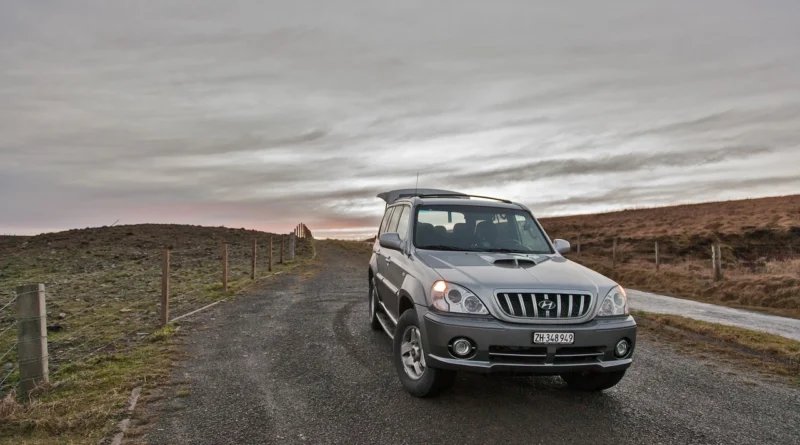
[393,309,455,397]
[560,370,626,391]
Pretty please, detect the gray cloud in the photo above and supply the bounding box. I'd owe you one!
[532,175,800,212]
[447,145,773,185]
[1,0,799,236]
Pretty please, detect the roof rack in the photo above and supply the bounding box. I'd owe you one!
[377,188,465,204]
[416,193,513,204]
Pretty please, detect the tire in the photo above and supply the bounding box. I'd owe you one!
[560,370,626,392]
[369,277,381,331]
[393,309,456,397]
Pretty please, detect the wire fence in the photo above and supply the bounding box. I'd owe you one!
[560,234,800,292]
[0,227,314,397]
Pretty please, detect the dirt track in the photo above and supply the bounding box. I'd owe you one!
[145,242,800,445]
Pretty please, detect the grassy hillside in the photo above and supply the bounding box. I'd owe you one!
[538,195,800,317]
[540,194,799,240]
[0,224,314,444]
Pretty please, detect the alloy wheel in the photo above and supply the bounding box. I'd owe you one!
[400,326,427,380]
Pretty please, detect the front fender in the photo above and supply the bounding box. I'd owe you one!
[400,273,427,306]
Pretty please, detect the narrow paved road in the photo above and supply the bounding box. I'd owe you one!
[147,243,800,445]
[628,289,800,341]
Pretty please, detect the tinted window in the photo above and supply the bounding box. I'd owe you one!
[378,207,395,235]
[395,207,410,240]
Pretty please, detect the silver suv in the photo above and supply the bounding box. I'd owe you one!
[368,189,636,397]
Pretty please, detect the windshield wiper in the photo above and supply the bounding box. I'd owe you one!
[417,245,472,251]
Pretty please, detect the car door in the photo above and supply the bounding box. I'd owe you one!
[375,206,399,307]
[383,205,411,320]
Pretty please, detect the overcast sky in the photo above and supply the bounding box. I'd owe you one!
[1,1,799,238]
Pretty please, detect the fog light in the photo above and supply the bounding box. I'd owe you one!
[452,338,472,357]
[614,339,630,358]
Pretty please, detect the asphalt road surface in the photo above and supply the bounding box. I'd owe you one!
[628,289,800,341]
[147,243,800,445]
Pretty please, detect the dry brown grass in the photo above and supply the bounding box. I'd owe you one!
[539,195,800,317]
[540,194,800,241]
[573,256,800,318]
[635,311,800,386]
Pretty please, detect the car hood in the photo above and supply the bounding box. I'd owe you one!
[416,250,617,296]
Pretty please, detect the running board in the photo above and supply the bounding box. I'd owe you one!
[375,311,395,340]
[378,300,398,325]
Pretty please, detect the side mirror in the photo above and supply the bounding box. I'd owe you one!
[379,232,403,251]
[553,239,571,254]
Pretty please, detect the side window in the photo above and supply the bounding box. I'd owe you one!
[387,206,403,233]
[378,207,395,235]
[395,207,410,241]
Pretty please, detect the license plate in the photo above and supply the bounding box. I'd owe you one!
[533,332,574,344]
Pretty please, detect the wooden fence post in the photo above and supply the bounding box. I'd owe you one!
[280,236,284,264]
[654,241,660,272]
[251,239,257,280]
[161,250,170,326]
[288,232,296,261]
[268,236,273,272]
[712,243,723,281]
[577,235,581,256]
[612,238,617,277]
[16,284,48,398]
[222,244,228,292]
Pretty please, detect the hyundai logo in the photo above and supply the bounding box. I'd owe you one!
[538,300,556,310]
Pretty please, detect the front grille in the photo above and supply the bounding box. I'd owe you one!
[489,345,605,365]
[495,292,592,319]
[488,346,547,364]
[553,346,605,365]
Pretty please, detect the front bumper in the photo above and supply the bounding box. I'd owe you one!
[417,306,636,374]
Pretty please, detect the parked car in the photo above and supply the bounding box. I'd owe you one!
[368,189,636,397]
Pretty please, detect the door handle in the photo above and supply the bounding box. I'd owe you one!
[384,256,392,263]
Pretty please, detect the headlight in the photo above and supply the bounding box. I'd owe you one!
[597,286,629,317]
[431,281,489,315]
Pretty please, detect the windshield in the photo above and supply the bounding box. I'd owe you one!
[413,205,554,254]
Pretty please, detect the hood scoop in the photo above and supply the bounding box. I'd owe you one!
[491,257,537,268]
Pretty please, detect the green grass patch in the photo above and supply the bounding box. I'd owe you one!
[0,337,175,445]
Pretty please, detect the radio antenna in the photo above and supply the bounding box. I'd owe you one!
[414,172,419,196]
